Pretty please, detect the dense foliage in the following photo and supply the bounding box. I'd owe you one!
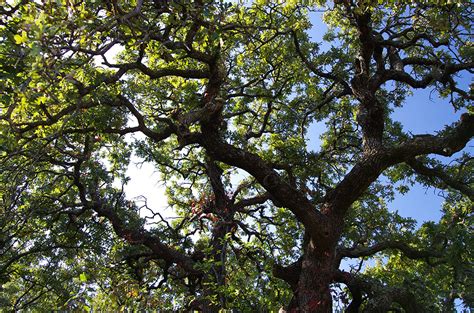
[0,0,473,311]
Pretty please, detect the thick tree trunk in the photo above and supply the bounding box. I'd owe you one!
[287,239,336,312]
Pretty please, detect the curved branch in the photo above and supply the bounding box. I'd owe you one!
[391,113,474,158]
[117,95,177,142]
[292,30,351,92]
[198,132,330,243]
[272,258,302,290]
[337,240,443,260]
[334,270,424,312]
[382,31,449,49]
[92,203,200,276]
[372,61,474,90]
[70,147,200,277]
[407,158,474,201]
[103,60,210,79]
[233,193,270,211]
[325,113,474,219]
[245,102,273,140]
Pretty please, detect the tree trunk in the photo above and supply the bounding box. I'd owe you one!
[288,239,335,312]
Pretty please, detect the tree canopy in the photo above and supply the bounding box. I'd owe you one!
[0,0,473,311]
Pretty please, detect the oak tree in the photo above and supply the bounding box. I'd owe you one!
[0,0,473,311]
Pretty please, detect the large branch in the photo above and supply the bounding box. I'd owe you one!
[103,60,210,80]
[381,29,449,49]
[372,61,474,90]
[71,144,200,277]
[197,132,330,243]
[407,158,474,201]
[11,95,176,144]
[337,240,443,261]
[234,193,270,211]
[92,202,200,276]
[204,159,228,210]
[272,258,302,290]
[391,113,474,158]
[117,95,177,142]
[324,113,474,219]
[334,270,424,312]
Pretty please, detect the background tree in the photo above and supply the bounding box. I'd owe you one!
[0,0,473,311]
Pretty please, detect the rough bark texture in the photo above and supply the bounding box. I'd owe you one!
[295,241,335,312]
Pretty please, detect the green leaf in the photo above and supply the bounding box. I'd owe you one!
[79,272,87,282]
[14,31,28,44]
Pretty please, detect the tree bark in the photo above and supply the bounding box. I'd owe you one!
[282,237,337,313]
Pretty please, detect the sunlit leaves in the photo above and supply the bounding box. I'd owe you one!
[13,31,27,45]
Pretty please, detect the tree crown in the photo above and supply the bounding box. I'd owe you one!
[0,0,473,311]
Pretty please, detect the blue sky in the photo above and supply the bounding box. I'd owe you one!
[389,88,469,223]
